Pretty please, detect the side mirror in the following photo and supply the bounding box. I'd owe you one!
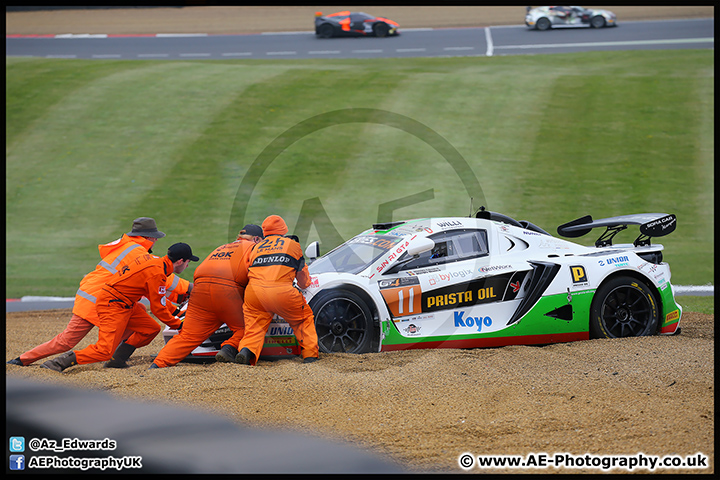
[406,237,435,257]
[383,238,435,275]
[305,241,320,262]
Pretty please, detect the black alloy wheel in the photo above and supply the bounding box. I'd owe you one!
[312,290,375,353]
[590,276,659,338]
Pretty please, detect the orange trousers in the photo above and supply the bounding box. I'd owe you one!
[152,281,245,368]
[75,302,160,365]
[238,282,318,365]
[19,314,133,365]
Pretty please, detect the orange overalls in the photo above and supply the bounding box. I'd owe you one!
[17,236,189,366]
[153,238,256,368]
[237,235,318,364]
[74,254,182,365]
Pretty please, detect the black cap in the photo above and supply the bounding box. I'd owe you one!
[241,224,264,238]
[167,243,199,262]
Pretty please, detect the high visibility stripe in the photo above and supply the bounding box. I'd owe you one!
[76,288,97,304]
[97,244,142,274]
[165,275,180,297]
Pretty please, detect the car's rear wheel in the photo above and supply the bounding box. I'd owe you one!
[317,23,334,38]
[590,15,606,28]
[590,276,659,339]
[536,17,551,31]
[311,289,375,353]
[373,22,390,37]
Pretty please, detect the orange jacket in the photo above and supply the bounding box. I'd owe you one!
[247,235,311,288]
[100,254,182,329]
[73,234,154,323]
[193,238,257,288]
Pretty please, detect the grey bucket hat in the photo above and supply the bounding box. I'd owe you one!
[127,217,165,239]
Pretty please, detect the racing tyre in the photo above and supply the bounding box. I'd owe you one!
[590,16,606,28]
[536,17,551,31]
[317,23,334,38]
[311,289,375,354]
[590,276,659,339]
[373,23,390,37]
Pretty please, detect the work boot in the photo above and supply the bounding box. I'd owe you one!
[215,344,239,363]
[41,352,77,372]
[7,357,24,366]
[235,347,255,365]
[104,342,137,368]
[148,363,159,369]
[303,356,320,364]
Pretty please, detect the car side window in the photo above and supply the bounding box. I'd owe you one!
[395,229,488,271]
[455,232,488,258]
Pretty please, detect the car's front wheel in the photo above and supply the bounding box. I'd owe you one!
[373,22,390,37]
[536,17,551,31]
[311,289,375,353]
[589,276,659,339]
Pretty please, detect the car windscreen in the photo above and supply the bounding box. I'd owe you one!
[308,234,401,275]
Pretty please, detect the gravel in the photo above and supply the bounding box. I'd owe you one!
[6,309,714,473]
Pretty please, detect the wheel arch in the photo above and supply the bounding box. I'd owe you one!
[591,269,663,334]
[309,284,382,352]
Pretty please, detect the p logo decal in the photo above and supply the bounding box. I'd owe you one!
[571,266,587,284]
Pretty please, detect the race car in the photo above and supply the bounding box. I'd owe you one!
[525,6,617,31]
[162,209,682,361]
[314,11,399,38]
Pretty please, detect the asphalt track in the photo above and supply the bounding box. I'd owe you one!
[5,18,714,311]
[5,18,714,60]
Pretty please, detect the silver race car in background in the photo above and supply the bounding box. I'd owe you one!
[526,6,617,31]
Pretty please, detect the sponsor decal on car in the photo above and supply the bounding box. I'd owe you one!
[570,265,588,284]
[397,313,435,323]
[375,237,415,274]
[403,323,421,335]
[665,309,680,322]
[423,277,505,313]
[598,255,630,267]
[428,269,474,285]
[436,220,463,229]
[479,265,512,274]
[453,311,493,332]
[405,266,442,276]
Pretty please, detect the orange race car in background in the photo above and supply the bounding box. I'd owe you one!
[315,11,400,38]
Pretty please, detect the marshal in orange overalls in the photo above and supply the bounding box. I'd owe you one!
[152,228,263,368]
[12,224,188,366]
[74,252,189,366]
[237,215,318,365]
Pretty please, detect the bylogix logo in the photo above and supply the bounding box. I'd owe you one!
[228,108,485,249]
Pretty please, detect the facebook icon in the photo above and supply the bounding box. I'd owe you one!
[9,454,25,470]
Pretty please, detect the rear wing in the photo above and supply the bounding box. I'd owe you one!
[557,213,676,247]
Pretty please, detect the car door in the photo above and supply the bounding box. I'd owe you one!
[349,13,372,34]
[379,229,529,339]
[550,6,572,26]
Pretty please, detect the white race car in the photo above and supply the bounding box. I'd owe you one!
[526,6,617,31]
[163,209,681,361]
